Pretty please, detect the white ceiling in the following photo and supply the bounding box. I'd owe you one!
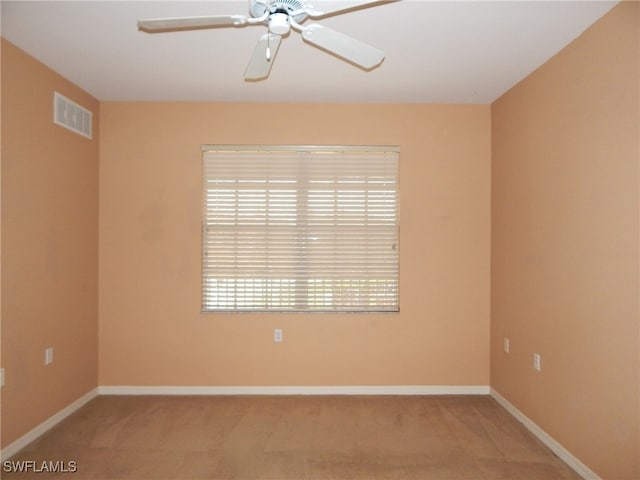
[1,0,618,103]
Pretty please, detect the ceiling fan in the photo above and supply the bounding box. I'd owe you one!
[138,0,397,81]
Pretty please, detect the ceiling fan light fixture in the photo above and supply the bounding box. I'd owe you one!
[268,12,290,35]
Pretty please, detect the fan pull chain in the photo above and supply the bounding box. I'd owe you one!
[266,33,271,61]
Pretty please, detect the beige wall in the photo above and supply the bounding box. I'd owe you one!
[98,103,491,387]
[491,3,639,479]
[0,39,99,447]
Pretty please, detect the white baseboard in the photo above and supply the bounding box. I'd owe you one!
[98,385,490,396]
[490,388,600,480]
[0,387,99,461]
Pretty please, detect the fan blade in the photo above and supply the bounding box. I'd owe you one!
[301,24,384,69]
[303,0,398,18]
[138,15,248,32]
[245,33,282,81]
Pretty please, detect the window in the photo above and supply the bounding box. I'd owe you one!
[202,146,399,312]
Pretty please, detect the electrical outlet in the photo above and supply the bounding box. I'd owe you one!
[274,328,283,343]
[533,353,541,372]
[0,368,4,387]
[45,347,54,365]
[504,337,510,353]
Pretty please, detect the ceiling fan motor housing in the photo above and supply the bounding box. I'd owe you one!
[250,0,308,23]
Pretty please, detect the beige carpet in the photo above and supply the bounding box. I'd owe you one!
[4,395,581,479]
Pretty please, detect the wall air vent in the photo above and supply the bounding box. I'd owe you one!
[53,91,92,139]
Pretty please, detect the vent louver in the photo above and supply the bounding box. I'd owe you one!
[53,92,92,139]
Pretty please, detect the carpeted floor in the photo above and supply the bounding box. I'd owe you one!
[4,395,581,479]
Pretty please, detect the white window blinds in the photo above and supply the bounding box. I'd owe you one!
[202,146,399,312]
